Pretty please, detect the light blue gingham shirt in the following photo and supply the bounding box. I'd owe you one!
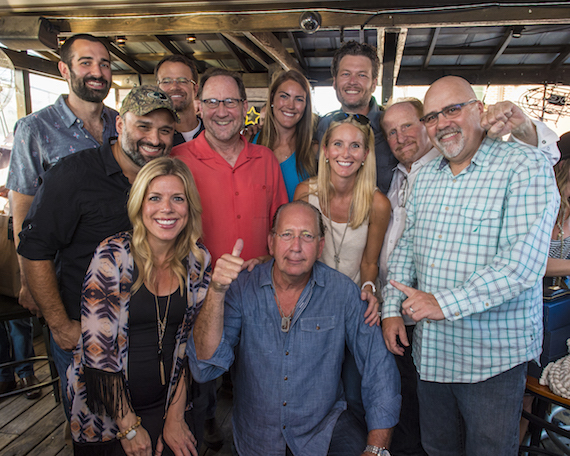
[383,136,559,383]
[188,260,400,456]
[7,94,118,195]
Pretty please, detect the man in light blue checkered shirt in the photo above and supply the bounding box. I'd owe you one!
[382,76,560,455]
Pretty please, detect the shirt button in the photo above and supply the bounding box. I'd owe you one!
[542,140,547,144]
[438,235,442,239]
[283,401,287,406]
[284,376,288,380]
[316,325,320,330]
[262,185,266,189]
[235,191,239,196]
[426,320,431,323]
[445,206,449,211]
[453,179,457,183]
[285,351,289,356]
[283,425,286,429]
[237,215,241,219]
[485,302,490,307]
[431,264,435,268]
[454,311,460,316]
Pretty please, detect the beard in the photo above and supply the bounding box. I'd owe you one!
[70,69,110,103]
[121,128,167,167]
[335,84,375,112]
[434,127,465,160]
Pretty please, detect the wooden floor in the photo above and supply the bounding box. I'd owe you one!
[0,334,71,456]
[0,332,234,456]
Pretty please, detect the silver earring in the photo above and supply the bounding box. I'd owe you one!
[361,162,365,167]
[325,158,329,163]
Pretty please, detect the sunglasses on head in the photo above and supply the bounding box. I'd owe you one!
[331,112,370,126]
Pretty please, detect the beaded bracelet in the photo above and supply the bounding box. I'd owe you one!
[116,416,142,440]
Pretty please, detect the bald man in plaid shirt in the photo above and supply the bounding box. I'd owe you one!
[382,76,560,456]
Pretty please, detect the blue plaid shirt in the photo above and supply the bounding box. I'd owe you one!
[7,95,118,195]
[383,136,559,383]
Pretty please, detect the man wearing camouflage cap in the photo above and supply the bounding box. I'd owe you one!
[17,85,178,417]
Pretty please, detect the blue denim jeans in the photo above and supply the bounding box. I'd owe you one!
[417,363,527,456]
[0,317,35,381]
[50,333,73,420]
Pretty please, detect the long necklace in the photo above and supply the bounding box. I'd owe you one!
[328,201,353,270]
[271,266,295,332]
[153,272,173,385]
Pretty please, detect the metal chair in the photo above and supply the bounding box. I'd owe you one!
[520,376,570,456]
[0,294,60,401]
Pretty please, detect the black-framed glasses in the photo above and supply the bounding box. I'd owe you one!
[331,112,370,126]
[158,77,196,86]
[274,231,317,243]
[420,100,478,126]
[201,98,244,109]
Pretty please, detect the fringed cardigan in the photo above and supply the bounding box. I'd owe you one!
[67,232,211,443]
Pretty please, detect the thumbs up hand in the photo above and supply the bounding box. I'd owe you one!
[211,239,245,293]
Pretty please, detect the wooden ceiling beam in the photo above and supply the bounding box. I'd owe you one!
[243,31,302,72]
[51,7,570,37]
[221,32,271,69]
[423,27,440,69]
[217,33,253,72]
[287,31,307,72]
[3,48,60,78]
[396,65,570,86]
[483,26,514,70]
[550,44,570,69]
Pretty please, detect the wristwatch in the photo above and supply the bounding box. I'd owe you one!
[364,445,391,456]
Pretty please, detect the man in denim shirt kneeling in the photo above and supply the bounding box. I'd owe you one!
[188,201,401,456]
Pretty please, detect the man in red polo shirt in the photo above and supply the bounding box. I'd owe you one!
[172,68,287,266]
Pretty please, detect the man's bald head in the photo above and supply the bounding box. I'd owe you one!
[422,76,485,172]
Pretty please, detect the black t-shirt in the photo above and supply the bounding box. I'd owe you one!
[18,141,131,321]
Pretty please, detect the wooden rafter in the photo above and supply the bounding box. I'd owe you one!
[243,32,301,72]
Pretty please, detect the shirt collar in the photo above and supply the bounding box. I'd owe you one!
[101,140,125,177]
[259,259,326,289]
[54,94,114,129]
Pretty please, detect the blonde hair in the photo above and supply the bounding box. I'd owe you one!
[258,70,316,177]
[554,158,570,227]
[127,157,205,294]
[309,116,376,228]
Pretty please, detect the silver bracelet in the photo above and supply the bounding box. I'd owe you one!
[364,445,390,455]
[361,281,377,294]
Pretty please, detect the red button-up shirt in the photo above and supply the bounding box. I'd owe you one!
[172,132,287,264]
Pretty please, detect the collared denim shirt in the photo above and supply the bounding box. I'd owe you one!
[7,94,118,195]
[187,260,400,456]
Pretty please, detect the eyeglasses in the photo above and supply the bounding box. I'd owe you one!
[331,112,370,126]
[157,77,196,87]
[420,100,478,126]
[274,231,317,243]
[201,98,244,109]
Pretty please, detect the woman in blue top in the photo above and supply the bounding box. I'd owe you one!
[253,70,316,201]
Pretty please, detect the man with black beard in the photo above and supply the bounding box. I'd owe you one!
[7,34,117,315]
[16,85,177,418]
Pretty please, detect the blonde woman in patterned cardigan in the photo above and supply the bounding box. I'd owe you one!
[67,157,211,456]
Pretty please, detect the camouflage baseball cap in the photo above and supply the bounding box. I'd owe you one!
[119,85,180,122]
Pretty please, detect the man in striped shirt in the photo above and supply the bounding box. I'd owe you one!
[382,76,560,455]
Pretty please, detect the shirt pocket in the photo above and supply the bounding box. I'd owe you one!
[459,204,502,253]
[299,316,336,332]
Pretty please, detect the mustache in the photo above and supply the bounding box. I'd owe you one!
[83,76,109,87]
[138,140,166,151]
[435,127,461,142]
